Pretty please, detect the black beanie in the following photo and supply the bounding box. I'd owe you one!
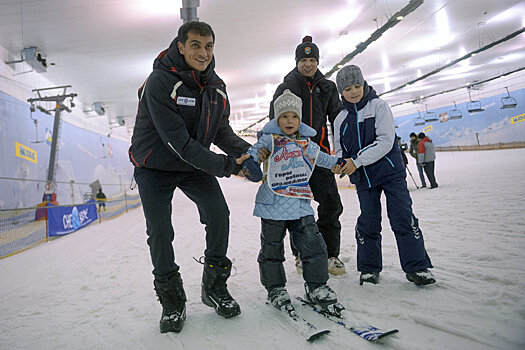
[418,132,425,139]
[410,132,417,138]
[295,36,320,63]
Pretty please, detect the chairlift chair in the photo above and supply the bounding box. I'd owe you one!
[448,101,463,119]
[501,87,517,109]
[467,91,484,113]
[424,105,438,122]
[413,110,425,126]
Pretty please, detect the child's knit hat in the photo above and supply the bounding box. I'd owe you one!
[336,65,365,95]
[274,89,302,119]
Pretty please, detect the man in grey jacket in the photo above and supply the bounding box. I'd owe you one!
[417,133,438,189]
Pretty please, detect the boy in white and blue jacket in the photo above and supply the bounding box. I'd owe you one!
[241,90,351,311]
[333,65,435,286]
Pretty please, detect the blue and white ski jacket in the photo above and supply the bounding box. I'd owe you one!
[247,119,339,220]
[333,86,405,190]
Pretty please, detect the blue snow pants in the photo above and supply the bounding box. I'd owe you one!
[355,176,433,274]
[258,215,328,291]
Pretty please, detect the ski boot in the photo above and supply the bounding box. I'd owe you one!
[295,256,303,274]
[268,287,292,310]
[304,283,344,317]
[328,257,347,275]
[201,257,241,318]
[406,269,436,286]
[154,272,187,333]
[359,272,380,285]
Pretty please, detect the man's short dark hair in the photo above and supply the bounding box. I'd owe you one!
[418,132,425,139]
[410,132,417,138]
[178,21,215,44]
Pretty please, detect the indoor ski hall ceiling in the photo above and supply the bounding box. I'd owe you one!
[0,0,524,134]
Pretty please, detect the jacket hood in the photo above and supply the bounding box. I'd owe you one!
[342,82,377,111]
[421,136,432,142]
[262,119,317,138]
[153,36,219,85]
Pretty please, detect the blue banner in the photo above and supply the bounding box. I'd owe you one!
[48,199,98,236]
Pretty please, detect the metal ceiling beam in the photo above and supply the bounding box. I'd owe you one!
[390,65,525,108]
[180,0,200,23]
[324,0,425,79]
[380,26,525,97]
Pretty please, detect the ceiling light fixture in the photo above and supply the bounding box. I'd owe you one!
[380,27,525,97]
[323,0,424,78]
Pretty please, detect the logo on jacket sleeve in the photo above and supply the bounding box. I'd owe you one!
[177,96,196,106]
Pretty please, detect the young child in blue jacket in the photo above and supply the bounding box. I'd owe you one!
[333,65,435,286]
[241,89,351,311]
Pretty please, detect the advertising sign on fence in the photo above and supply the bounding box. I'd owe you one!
[48,200,98,236]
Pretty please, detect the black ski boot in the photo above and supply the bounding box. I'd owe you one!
[201,258,241,318]
[153,272,187,333]
[406,269,436,286]
[360,272,380,285]
[268,287,292,310]
[304,283,344,316]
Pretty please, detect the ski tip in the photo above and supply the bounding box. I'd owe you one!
[307,329,330,342]
[377,329,399,339]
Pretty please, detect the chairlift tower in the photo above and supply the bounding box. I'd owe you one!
[27,85,77,201]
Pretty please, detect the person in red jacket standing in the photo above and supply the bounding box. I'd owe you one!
[417,133,438,189]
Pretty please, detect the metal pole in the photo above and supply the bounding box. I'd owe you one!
[405,164,419,189]
[45,104,62,193]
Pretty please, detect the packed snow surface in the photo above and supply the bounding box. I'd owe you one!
[1,149,524,349]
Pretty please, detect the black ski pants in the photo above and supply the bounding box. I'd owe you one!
[134,167,230,283]
[422,161,438,188]
[290,166,343,258]
[259,215,329,291]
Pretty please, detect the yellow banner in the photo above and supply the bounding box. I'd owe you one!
[423,125,433,133]
[511,113,525,125]
[15,142,37,164]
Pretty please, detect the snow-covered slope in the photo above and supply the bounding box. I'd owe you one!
[1,149,524,349]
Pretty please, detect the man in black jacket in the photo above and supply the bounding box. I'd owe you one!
[269,36,345,275]
[129,21,251,333]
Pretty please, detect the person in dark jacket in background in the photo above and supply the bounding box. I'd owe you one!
[409,132,427,187]
[398,136,409,167]
[269,36,345,276]
[95,188,106,211]
[417,132,438,189]
[129,21,258,333]
[333,65,435,287]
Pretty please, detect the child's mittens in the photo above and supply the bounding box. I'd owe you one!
[241,155,263,182]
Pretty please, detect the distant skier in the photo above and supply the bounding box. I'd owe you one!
[417,132,438,189]
[239,89,352,312]
[333,65,436,286]
[95,188,106,212]
[409,132,427,187]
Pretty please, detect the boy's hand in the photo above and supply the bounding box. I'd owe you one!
[341,158,357,175]
[236,153,251,165]
[238,154,263,182]
[332,158,346,174]
[257,148,270,163]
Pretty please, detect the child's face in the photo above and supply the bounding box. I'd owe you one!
[342,84,364,104]
[278,112,300,136]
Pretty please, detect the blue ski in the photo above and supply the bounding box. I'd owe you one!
[296,297,398,342]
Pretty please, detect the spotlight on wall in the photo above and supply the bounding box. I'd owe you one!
[93,102,105,116]
[116,116,126,126]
